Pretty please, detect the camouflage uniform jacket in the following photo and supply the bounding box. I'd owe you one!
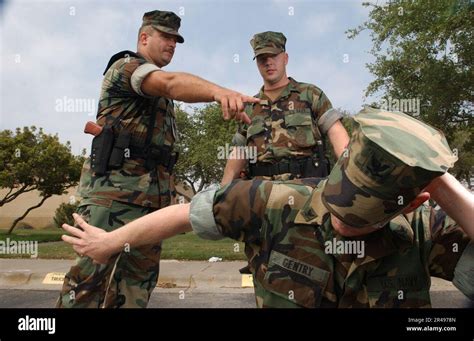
[78,52,178,209]
[233,77,342,166]
[189,178,473,308]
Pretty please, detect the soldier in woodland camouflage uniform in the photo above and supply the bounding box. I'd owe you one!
[57,10,258,308]
[62,108,474,308]
[222,31,350,186]
[221,31,351,276]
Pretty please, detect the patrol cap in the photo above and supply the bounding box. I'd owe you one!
[322,107,457,228]
[141,10,184,43]
[250,31,286,60]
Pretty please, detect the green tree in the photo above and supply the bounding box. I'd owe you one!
[347,0,473,186]
[174,104,237,200]
[0,126,85,233]
[451,125,474,186]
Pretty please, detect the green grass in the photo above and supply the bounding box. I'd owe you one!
[0,228,63,243]
[0,229,246,261]
[161,233,246,260]
[38,242,76,260]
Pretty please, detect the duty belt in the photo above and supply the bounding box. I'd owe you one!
[248,157,326,178]
[129,144,179,173]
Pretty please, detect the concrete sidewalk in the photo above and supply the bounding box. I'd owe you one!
[0,258,466,293]
[1,258,473,308]
[0,258,251,291]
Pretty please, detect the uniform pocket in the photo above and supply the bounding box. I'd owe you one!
[247,116,266,138]
[366,274,431,308]
[284,110,316,148]
[261,250,330,308]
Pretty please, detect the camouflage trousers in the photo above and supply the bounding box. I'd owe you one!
[56,201,161,308]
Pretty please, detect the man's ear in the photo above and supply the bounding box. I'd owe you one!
[402,192,431,214]
[139,32,149,46]
[284,52,289,66]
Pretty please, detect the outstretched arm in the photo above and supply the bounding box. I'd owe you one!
[62,203,192,264]
[62,179,273,264]
[425,172,474,239]
[142,71,259,124]
[221,148,247,186]
[327,120,350,158]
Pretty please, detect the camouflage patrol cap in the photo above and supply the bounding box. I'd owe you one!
[250,31,286,60]
[141,10,184,43]
[322,107,457,228]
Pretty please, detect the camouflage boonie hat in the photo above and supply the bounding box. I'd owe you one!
[322,107,457,228]
[250,31,286,60]
[142,10,184,43]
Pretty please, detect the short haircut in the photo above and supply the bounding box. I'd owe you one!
[137,25,156,43]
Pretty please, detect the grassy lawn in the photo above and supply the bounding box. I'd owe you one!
[0,228,246,261]
[161,233,246,260]
[0,228,63,243]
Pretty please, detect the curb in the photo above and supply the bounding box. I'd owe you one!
[0,259,253,290]
[0,259,461,292]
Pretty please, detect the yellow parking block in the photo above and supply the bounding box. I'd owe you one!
[241,274,254,288]
[42,272,65,284]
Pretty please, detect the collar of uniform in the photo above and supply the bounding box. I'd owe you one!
[103,50,143,75]
[293,182,415,280]
[257,77,301,102]
[294,186,402,279]
[341,226,398,279]
[343,214,415,277]
[294,180,329,226]
[387,214,415,249]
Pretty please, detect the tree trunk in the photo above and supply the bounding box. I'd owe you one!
[175,190,192,203]
[184,177,197,194]
[197,178,206,192]
[465,172,472,190]
[0,186,37,207]
[0,187,14,206]
[7,195,52,234]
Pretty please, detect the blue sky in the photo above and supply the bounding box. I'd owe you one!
[1,0,377,155]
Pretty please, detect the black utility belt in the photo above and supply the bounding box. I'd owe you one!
[248,157,328,178]
[90,124,178,175]
[129,144,179,173]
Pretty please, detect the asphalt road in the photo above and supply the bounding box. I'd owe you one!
[0,289,472,308]
[0,289,256,308]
